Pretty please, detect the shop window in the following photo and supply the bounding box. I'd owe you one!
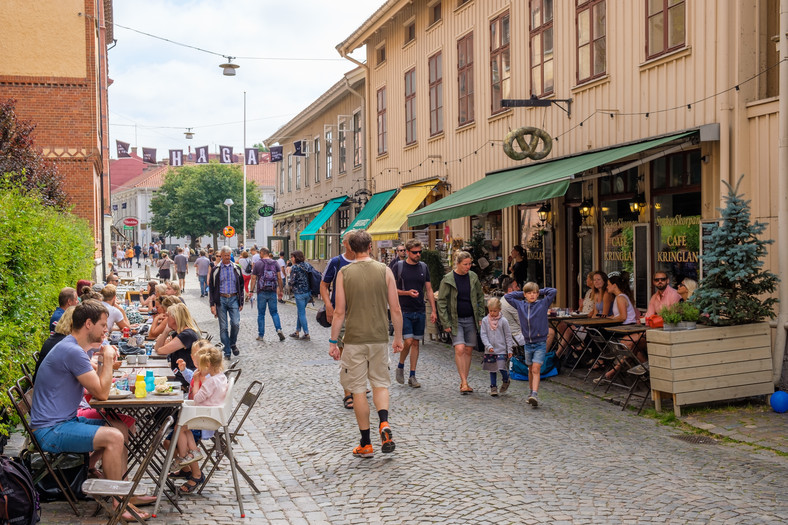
[519,208,551,287]
[646,0,685,60]
[599,167,638,197]
[577,0,606,83]
[471,211,503,278]
[490,11,511,113]
[530,0,554,96]
[429,52,443,135]
[405,68,417,145]
[457,32,474,125]
[600,199,639,279]
[651,150,701,190]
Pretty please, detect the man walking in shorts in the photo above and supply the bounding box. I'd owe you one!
[174,247,189,292]
[392,239,436,388]
[329,231,403,458]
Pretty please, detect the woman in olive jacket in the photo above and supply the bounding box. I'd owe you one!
[437,251,486,394]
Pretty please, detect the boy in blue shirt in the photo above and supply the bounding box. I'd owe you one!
[504,282,556,407]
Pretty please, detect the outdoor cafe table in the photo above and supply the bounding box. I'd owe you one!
[603,324,648,347]
[90,391,184,513]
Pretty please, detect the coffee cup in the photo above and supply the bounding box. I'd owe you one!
[137,354,148,365]
[126,355,137,365]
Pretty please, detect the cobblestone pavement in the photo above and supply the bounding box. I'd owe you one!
[40,268,788,524]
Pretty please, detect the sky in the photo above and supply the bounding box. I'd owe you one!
[108,0,374,161]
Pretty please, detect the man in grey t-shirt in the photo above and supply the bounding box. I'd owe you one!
[194,250,211,298]
[174,247,189,292]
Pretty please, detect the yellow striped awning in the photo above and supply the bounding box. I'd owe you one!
[367,179,440,241]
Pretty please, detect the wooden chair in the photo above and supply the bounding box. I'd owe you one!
[82,416,175,525]
[7,384,82,516]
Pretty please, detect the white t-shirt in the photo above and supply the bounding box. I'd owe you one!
[276,257,286,277]
[102,301,125,329]
[251,253,261,265]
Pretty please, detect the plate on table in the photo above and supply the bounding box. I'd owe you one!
[108,390,132,399]
[152,390,180,396]
[570,313,589,318]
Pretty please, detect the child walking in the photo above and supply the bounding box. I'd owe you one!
[504,282,557,407]
[479,298,513,397]
[170,344,228,494]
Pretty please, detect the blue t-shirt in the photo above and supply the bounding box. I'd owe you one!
[30,335,93,428]
[322,254,354,306]
[49,307,65,333]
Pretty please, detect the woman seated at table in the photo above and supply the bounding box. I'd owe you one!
[599,274,644,381]
[164,281,185,304]
[678,278,697,302]
[556,271,612,358]
[138,280,158,311]
[149,296,183,340]
[154,302,200,370]
[149,283,168,314]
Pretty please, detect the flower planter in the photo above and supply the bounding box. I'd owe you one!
[663,323,680,332]
[677,321,697,330]
[647,322,773,417]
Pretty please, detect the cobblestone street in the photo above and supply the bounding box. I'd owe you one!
[42,270,788,524]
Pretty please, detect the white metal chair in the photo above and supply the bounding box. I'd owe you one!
[153,377,244,518]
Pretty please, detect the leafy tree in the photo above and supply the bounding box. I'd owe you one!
[252,142,269,153]
[149,163,261,249]
[0,98,68,208]
[693,175,779,325]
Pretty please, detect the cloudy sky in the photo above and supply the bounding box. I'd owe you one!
[108,0,373,160]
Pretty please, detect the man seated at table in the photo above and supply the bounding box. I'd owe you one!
[646,271,681,317]
[30,300,152,519]
[50,287,78,334]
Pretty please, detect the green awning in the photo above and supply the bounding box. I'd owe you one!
[299,196,348,240]
[408,132,694,226]
[343,189,397,235]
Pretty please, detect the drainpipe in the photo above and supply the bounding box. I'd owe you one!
[774,0,788,386]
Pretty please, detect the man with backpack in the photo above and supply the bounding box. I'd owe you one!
[392,239,437,388]
[249,247,286,342]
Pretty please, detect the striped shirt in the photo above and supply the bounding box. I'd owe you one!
[219,263,237,294]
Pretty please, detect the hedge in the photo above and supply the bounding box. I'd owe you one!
[0,180,94,431]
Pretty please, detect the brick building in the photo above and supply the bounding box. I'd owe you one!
[0,0,114,276]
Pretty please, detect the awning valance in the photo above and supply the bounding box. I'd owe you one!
[407,132,695,226]
[367,179,440,240]
[299,196,348,241]
[271,203,324,222]
[343,189,397,235]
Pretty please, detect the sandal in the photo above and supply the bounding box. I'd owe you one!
[460,385,473,395]
[168,468,192,479]
[179,473,206,494]
[343,394,354,409]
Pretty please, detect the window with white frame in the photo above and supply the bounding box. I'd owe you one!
[405,68,416,145]
[279,160,284,194]
[353,112,362,167]
[325,130,333,179]
[377,87,387,155]
[314,137,320,183]
[338,121,347,174]
[295,156,301,189]
[287,154,292,192]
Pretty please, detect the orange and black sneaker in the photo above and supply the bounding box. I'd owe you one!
[352,443,374,458]
[379,422,395,453]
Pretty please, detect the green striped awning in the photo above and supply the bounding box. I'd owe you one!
[343,189,397,234]
[299,196,348,240]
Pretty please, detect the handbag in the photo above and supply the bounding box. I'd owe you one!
[646,315,664,328]
[315,305,331,328]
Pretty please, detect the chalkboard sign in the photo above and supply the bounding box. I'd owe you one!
[699,219,720,280]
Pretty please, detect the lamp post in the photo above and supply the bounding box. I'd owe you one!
[224,198,234,246]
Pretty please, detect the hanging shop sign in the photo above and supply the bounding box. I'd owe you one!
[122,217,139,227]
[258,205,275,217]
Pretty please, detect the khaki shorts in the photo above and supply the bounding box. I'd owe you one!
[339,342,390,394]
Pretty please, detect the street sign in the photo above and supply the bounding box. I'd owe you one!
[223,226,236,238]
[122,217,139,226]
[123,225,133,230]
[258,205,275,217]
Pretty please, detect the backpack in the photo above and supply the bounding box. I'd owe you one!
[243,259,253,275]
[308,266,322,297]
[258,260,279,292]
[0,455,40,525]
[393,260,428,290]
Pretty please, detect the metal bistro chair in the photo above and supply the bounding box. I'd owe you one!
[82,416,175,525]
[606,341,651,414]
[153,377,245,518]
[198,380,264,496]
[578,328,614,381]
[7,384,82,516]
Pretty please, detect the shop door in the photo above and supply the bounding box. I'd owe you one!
[267,236,289,259]
[564,206,588,309]
[632,223,651,311]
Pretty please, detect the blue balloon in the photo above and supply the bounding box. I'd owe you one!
[770,390,788,413]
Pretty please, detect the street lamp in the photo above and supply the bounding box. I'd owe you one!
[224,198,234,246]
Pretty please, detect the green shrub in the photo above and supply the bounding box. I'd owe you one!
[0,180,94,431]
[660,304,683,324]
[680,302,700,323]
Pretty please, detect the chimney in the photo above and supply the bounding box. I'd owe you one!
[131,147,138,155]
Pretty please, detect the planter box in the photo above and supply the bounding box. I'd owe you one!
[647,322,773,417]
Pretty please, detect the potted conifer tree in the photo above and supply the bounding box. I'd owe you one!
[647,176,778,416]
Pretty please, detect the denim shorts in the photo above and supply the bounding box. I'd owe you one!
[524,341,547,366]
[451,317,477,348]
[32,416,105,454]
[402,311,426,340]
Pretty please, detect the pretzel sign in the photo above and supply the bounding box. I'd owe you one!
[503,126,553,161]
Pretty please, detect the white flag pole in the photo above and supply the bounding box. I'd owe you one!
[243,91,247,249]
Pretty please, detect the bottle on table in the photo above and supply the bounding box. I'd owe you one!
[134,374,147,398]
[145,370,155,392]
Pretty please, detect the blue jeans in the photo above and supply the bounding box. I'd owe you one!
[218,295,240,355]
[294,292,311,334]
[257,291,282,337]
[198,274,208,296]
